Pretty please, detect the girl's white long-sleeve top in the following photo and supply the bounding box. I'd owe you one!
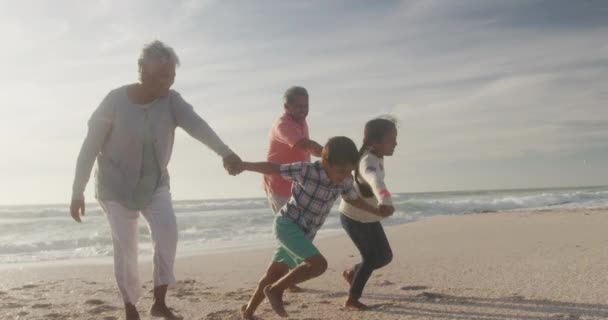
[339,151,393,223]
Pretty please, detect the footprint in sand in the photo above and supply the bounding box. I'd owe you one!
[224,289,250,301]
[88,305,121,314]
[509,294,525,301]
[401,285,429,291]
[174,289,196,298]
[376,280,395,286]
[204,309,241,320]
[418,292,446,302]
[84,299,106,306]
[179,279,197,285]
[320,292,347,298]
[11,284,38,290]
[551,314,579,320]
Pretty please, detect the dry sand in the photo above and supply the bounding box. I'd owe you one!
[1,207,607,319]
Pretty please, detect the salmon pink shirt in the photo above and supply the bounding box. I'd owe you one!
[263,113,311,197]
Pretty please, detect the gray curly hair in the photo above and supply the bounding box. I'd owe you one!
[137,40,180,77]
[283,86,308,104]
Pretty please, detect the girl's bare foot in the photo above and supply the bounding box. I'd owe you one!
[344,298,369,310]
[240,304,254,320]
[263,285,288,317]
[342,269,354,287]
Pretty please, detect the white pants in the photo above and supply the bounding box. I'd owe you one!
[266,192,290,215]
[99,187,177,303]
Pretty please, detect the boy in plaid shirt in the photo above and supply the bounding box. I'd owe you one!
[238,136,394,319]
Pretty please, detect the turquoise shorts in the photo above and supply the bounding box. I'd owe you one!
[272,216,320,269]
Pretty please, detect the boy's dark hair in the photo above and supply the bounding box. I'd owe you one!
[322,136,359,166]
[356,117,397,197]
[283,86,308,104]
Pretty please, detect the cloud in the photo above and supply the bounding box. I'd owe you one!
[1,0,607,204]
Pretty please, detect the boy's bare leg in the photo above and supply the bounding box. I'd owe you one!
[241,262,289,320]
[264,254,328,317]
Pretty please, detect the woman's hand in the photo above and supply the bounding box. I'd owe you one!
[70,199,85,222]
[223,153,244,175]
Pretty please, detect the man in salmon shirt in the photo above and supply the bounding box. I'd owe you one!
[264,86,323,291]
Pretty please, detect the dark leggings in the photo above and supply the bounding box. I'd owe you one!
[340,214,393,300]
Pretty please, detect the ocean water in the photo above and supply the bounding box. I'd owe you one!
[0,186,606,264]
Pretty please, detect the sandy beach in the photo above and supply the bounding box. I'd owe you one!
[1,207,608,320]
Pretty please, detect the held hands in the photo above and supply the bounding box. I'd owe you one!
[70,199,85,222]
[377,205,394,217]
[223,153,244,176]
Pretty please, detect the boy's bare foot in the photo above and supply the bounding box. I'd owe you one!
[263,285,288,317]
[342,269,354,287]
[240,304,252,320]
[150,302,182,319]
[344,298,369,310]
[287,285,304,292]
[125,303,140,320]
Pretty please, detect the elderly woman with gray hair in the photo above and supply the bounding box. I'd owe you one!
[70,40,242,320]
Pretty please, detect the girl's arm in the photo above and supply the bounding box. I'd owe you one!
[243,162,281,175]
[360,156,393,205]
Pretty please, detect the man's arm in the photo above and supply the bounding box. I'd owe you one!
[294,138,323,157]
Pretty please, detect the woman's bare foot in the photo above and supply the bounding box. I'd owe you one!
[342,269,354,287]
[240,304,254,320]
[150,302,182,319]
[263,285,288,317]
[343,297,369,310]
[125,303,140,320]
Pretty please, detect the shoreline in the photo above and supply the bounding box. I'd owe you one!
[1,207,608,319]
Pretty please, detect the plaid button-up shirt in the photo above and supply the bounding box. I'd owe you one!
[278,161,359,239]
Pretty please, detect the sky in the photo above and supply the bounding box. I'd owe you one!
[0,0,607,205]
